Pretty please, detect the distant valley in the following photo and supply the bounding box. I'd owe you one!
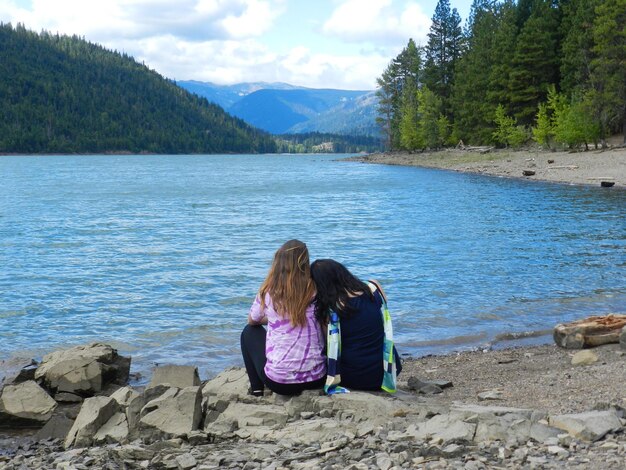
[177,81,380,137]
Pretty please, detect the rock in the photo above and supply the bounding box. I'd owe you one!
[554,314,626,349]
[54,392,84,403]
[620,326,626,350]
[35,343,131,396]
[109,386,140,407]
[93,412,129,444]
[202,367,250,401]
[375,452,392,470]
[149,365,201,388]
[35,414,75,441]
[0,380,57,425]
[126,384,171,435]
[407,414,476,444]
[65,396,119,448]
[0,357,37,390]
[175,453,197,470]
[549,410,623,442]
[210,402,289,430]
[139,386,202,440]
[522,170,536,176]
[571,350,598,366]
[477,390,503,401]
[407,376,443,394]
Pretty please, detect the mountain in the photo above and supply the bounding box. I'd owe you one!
[178,81,380,137]
[0,24,276,154]
[177,81,301,110]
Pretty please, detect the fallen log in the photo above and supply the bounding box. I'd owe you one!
[545,165,579,170]
[553,314,626,349]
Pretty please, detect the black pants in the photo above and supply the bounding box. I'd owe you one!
[240,324,326,396]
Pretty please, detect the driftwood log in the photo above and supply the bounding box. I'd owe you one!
[553,314,626,349]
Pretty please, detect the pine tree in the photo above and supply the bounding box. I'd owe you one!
[588,0,626,143]
[423,0,463,118]
[416,87,444,149]
[508,0,561,125]
[560,0,600,96]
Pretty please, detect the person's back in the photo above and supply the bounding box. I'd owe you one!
[339,289,387,390]
[311,259,401,393]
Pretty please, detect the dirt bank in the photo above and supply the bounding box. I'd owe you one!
[348,147,626,189]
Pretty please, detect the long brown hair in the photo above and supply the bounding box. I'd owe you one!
[259,239,315,327]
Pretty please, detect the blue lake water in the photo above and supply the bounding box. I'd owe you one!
[1,154,624,381]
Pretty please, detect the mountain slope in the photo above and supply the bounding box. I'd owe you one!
[178,81,380,137]
[0,24,276,154]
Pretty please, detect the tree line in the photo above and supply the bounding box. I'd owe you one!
[275,133,384,154]
[376,0,625,151]
[0,23,277,154]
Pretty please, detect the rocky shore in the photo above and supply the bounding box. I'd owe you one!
[347,146,626,189]
[1,337,625,470]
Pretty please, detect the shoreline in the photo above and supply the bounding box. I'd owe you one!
[347,147,626,189]
[1,340,625,469]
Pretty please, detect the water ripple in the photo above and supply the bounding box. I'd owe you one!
[0,154,624,379]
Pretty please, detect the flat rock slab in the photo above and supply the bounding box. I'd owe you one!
[0,357,37,390]
[65,396,119,448]
[571,350,599,366]
[149,365,200,389]
[202,367,249,400]
[0,380,57,425]
[549,410,623,442]
[139,386,202,439]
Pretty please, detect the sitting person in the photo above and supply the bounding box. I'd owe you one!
[240,240,326,396]
[311,259,402,393]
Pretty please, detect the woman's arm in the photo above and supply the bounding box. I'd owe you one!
[248,294,268,325]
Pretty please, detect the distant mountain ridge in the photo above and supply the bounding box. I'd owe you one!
[177,80,380,137]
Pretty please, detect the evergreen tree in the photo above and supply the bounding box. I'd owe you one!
[416,87,444,149]
[559,0,600,96]
[376,39,422,150]
[508,0,561,125]
[588,0,626,143]
[423,0,463,118]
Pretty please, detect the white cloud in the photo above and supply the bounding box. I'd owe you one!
[323,0,430,46]
[0,0,399,89]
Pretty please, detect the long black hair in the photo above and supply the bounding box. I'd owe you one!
[311,259,374,322]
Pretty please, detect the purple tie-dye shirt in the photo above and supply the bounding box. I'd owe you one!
[249,293,326,384]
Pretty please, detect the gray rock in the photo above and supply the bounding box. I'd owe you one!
[0,380,57,425]
[109,386,140,407]
[407,376,444,394]
[35,414,75,441]
[54,392,84,403]
[149,365,201,389]
[549,410,623,442]
[0,357,37,390]
[175,453,197,470]
[93,411,129,444]
[477,390,503,401]
[35,343,130,396]
[406,414,476,444]
[211,403,289,430]
[202,367,250,401]
[620,326,626,350]
[571,350,598,366]
[65,396,119,448]
[139,386,202,440]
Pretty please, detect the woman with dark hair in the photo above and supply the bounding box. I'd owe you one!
[240,240,326,396]
[311,259,401,392]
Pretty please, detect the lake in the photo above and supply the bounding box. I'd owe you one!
[1,154,624,380]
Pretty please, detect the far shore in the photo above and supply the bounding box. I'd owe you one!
[347,146,626,189]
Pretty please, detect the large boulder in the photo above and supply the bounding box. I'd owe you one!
[139,386,202,440]
[0,380,57,425]
[0,357,38,390]
[549,410,623,442]
[35,343,130,396]
[65,396,119,448]
[93,412,129,444]
[149,365,200,388]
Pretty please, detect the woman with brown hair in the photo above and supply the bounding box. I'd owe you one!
[240,240,326,396]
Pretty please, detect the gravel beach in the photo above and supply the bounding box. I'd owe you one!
[348,147,626,189]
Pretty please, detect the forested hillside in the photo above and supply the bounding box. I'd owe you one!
[0,23,276,154]
[377,0,625,151]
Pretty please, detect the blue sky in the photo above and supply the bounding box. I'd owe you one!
[1,0,472,89]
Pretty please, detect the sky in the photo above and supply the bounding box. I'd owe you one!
[0,0,472,90]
